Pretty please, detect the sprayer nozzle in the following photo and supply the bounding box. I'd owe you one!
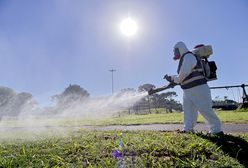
[148,89,155,95]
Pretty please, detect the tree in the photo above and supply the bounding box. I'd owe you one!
[52,84,90,108]
[0,86,36,118]
[160,92,177,100]
[116,88,136,97]
[150,91,181,112]
[61,84,90,97]
[137,84,156,114]
[0,87,16,107]
[135,84,182,113]
[120,88,136,93]
[6,92,35,116]
[165,99,182,112]
[212,96,238,110]
[138,84,155,92]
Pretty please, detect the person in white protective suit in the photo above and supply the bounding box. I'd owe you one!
[164,41,223,134]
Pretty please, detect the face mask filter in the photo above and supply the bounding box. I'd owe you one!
[173,48,181,60]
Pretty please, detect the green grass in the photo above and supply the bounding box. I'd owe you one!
[96,113,183,125]
[63,110,248,125]
[79,110,248,125]
[0,130,247,167]
[1,110,248,127]
[0,110,247,167]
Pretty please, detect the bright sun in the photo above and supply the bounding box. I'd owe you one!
[120,17,138,37]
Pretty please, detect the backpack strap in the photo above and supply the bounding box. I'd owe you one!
[177,51,203,74]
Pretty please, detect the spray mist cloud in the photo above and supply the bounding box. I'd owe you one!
[0,86,148,140]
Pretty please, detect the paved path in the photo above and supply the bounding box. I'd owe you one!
[82,123,248,133]
[0,123,248,133]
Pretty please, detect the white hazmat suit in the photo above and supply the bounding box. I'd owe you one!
[171,42,222,133]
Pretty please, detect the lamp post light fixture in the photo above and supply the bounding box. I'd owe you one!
[109,69,116,94]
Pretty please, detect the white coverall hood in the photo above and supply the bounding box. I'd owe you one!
[174,41,189,56]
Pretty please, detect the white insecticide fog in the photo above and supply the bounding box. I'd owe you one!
[0,89,148,140]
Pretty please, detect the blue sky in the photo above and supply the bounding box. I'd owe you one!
[0,0,248,104]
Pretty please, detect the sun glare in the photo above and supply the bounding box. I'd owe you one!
[120,17,138,37]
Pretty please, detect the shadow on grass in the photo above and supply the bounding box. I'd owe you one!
[197,133,248,167]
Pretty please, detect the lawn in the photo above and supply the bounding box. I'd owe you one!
[0,110,248,127]
[0,110,248,167]
[61,109,248,126]
[99,110,248,125]
[0,130,247,167]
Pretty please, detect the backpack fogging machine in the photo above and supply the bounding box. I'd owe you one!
[192,44,217,81]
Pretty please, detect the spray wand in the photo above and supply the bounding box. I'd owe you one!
[148,82,176,95]
[148,74,178,95]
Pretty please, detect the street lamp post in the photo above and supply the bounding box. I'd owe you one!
[109,69,116,94]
